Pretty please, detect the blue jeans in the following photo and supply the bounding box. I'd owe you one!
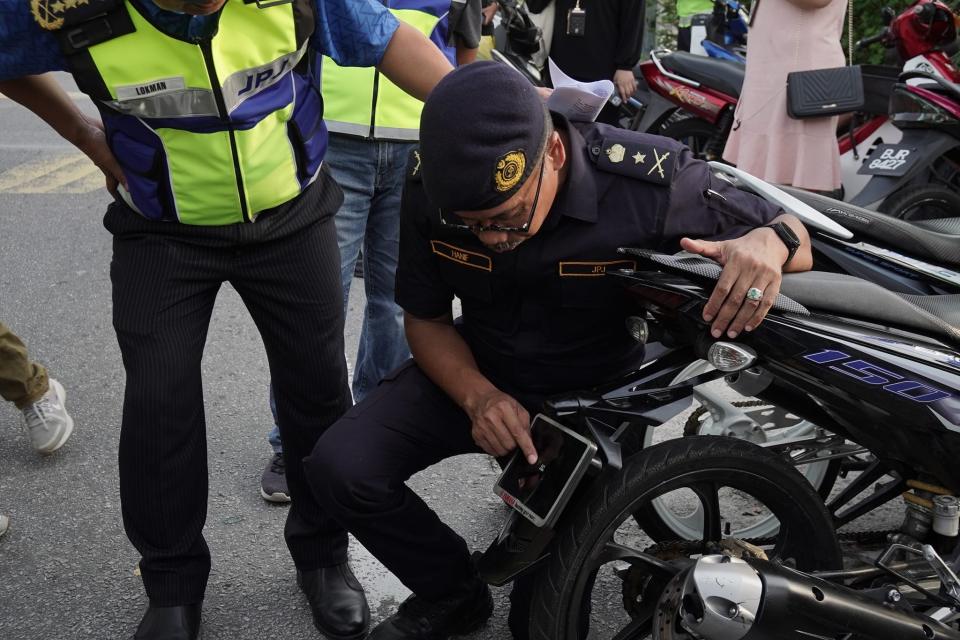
[329,134,413,401]
[267,134,413,454]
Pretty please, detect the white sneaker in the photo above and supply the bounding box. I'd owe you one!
[21,379,74,454]
[0,514,8,538]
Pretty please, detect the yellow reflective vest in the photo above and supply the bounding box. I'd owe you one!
[321,0,457,141]
[52,0,321,225]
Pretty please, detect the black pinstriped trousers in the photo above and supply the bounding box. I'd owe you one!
[103,170,353,606]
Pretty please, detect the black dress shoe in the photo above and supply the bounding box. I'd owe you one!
[298,563,370,640]
[131,603,201,640]
[368,580,493,640]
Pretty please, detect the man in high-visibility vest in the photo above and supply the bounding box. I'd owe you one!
[678,0,716,53]
[260,0,483,505]
[0,0,453,638]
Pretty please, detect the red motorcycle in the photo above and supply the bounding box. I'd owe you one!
[625,0,960,219]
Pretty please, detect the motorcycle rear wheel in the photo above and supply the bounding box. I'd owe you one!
[880,183,960,222]
[659,116,724,161]
[528,436,842,640]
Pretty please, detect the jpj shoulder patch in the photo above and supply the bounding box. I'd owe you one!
[594,137,676,186]
[407,148,423,182]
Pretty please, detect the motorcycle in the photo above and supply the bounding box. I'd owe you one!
[484,0,546,86]
[475,177,960,639]
[717,163,960,296]
[636,166,960,545]
[627,0,960,219]
[683,0,749,62]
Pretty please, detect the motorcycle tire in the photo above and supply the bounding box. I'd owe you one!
[659,116,724,161]
[528,436,842,640]
[880,183,960,222]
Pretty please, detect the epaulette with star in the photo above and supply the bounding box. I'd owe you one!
[590,134,677,186]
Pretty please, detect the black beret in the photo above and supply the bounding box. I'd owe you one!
[419,61,549,212]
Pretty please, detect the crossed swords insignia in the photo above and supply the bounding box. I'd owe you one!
[646,149,670,180]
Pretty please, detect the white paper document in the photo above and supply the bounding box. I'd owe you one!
[546,58,615,123]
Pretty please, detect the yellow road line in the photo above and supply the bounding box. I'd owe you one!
[0,153,105,194]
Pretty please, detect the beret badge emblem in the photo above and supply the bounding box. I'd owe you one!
[494,150,526,193]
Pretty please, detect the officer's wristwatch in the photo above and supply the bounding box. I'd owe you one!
[763,221,801,266]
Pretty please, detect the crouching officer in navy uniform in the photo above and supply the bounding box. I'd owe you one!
[304,61,813,640]
[0,0,454,638]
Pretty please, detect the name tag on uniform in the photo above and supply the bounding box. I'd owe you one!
[431,241,492,272]
[559,260,636,277]
[115,77,186,101]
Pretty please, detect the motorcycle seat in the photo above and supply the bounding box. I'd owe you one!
[780,271,960,346]
[623,251,960,346]
[780,187,960,269]
[659,52,744,99]
[912,217,960,236]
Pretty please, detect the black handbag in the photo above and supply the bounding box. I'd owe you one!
[785,0,864,119]
[786,65,865,118]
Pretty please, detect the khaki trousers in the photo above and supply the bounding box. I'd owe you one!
[0,322,48,409]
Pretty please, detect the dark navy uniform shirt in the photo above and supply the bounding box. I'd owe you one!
[396,118,783,395]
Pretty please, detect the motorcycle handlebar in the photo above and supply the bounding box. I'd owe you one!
[856,28,890,50]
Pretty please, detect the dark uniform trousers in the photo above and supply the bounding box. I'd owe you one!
[305,359,540,636]
[105,169,353,606]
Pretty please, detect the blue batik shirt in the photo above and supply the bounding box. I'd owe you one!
[0,0,400,81]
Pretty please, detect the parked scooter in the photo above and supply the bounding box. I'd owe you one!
[475,198,960,636]
[628,0,960,219]
[684,0,749,62]
[485,0,545,86]
[718,163,960,296]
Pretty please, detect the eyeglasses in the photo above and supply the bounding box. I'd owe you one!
[439,159,545,234]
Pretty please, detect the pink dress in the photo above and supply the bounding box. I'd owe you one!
[723,0,848,191]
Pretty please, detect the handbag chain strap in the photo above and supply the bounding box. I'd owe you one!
[847,0,854,65]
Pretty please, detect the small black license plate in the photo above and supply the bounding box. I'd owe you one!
[857,144,920,177]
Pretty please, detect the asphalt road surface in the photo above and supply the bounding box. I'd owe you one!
[0,75,898,640]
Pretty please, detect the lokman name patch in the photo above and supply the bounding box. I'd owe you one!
[115,77,187,102]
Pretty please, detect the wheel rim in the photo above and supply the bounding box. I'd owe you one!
[642,363,833,540]
[651,404,831,540]
[563,463,830,639]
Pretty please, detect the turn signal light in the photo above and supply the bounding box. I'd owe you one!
[707,342,757,372]
[625,316,649,344]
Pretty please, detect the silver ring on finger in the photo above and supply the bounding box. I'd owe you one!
[745,287,764,303]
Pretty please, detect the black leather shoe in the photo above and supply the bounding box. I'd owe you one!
[131,603,201,640]
[368,580,493,640]
[298,563,370,640]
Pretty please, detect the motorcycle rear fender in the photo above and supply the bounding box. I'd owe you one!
[638,60,730,126]
[634,88,685,134]
[477,342,724,586]
[849,128,960,209]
